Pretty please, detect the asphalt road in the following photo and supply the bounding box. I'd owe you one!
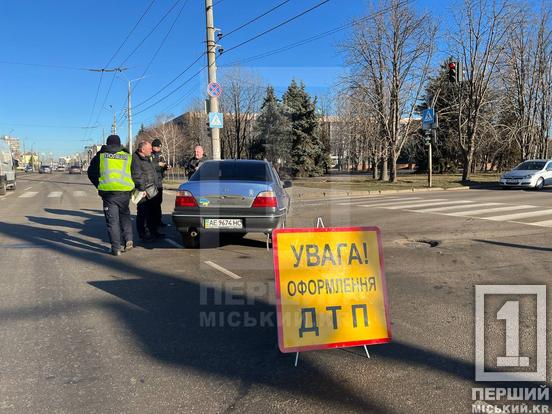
[0,173,551,413]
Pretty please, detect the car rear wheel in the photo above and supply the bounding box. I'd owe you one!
[535,177,544,191]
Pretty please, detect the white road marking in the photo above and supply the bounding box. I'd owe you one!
[23,186,32,191]
[414,202,501,213]
[337,197,413,206]
[166,238,183,248]
[47,191,62,198]
[524,218,552,227]
[358,198,447,208]
[19,191,38,198]
[204,260,242,280]
[386,200,474,210]
[448,205,536,216]
[485,209,552,221]
[73,191,86,197]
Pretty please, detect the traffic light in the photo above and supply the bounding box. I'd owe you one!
[448,62,457,83]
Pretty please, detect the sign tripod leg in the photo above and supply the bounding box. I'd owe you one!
[363,345,370,359]
[294,352,299,367]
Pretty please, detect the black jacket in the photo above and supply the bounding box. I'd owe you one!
[185,156,208,179]
[87,144,132,196]
[151,151,168,189]
[131,150,158,191]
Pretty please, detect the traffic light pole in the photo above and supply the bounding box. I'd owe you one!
[205,0,221,160]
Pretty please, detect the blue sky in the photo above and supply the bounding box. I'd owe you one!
[0,0,444,157]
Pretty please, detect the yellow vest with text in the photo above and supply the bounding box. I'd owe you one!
[98,151,134,192]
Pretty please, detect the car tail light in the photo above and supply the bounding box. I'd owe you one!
[175,190,198,207]
[252,191,278,208]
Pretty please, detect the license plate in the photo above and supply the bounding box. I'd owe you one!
[204,218,243,229]
[506,180,518,184]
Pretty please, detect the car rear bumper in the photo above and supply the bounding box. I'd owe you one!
[172,207,287,233]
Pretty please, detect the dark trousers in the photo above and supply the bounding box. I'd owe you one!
[136,198,157,238]
[102,192,132,250]
[151,188,163,226]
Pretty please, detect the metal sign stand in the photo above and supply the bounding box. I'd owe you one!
[293,217,371,366]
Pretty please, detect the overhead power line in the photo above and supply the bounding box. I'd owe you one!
[222,0,291,39]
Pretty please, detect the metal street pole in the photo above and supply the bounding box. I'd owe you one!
[428,132,433,188]
[128,81,132,153]
[205,0,221,160]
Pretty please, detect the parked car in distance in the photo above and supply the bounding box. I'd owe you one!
[39,165,52,174]
[25,165,33,173]
[172,159,291,248]
[69,165,82,174]
[499,159,552,190]
[57,165,66,172]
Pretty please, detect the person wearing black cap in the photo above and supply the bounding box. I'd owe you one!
[151,138,168,228]
[87,134,135,256]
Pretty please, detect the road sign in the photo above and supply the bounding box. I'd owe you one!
[422,108,435,130]
[207,82,222,98]
[272,226,391,353]
[208,112,223,129]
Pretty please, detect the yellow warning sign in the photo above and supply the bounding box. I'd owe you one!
[272,226,391,353]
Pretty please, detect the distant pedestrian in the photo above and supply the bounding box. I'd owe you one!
[185,145,208,179]
[87,134,135,256]
[151,138,168,228]
[131,140,163,241]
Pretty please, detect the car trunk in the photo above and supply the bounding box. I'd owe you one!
[182,181,271,208]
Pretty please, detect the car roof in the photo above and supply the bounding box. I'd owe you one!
[203,159,270,165]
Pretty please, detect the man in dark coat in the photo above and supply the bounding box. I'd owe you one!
[131,141,162,241]
[151,138,168,228]
[87,135,134,256]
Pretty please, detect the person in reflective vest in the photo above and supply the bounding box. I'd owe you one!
[87,135,135,256]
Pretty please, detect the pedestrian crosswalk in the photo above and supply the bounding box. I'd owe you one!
[336,195,552,228]
[15,190,93,199]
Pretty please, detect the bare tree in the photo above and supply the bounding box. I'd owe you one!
[448,0,512,181]
[219,67,265,159]
[343,0,437,182]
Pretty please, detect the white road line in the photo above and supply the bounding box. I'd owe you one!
[166,238,183,248]
[414,202,501,213]
[358,198,447,208]
[337,197,414,206]
[485,209,552,221]
[47,191,62,198]
[448,205,536,216]
[204,260,242,280]
[23,186,32,191]
[73,191,86,197]
[19,191,38,198]
[524,218,552,227]
[386,200,474,210]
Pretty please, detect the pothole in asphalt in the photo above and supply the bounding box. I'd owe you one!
[395,239,441,248]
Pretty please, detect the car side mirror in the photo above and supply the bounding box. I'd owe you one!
[283,180,292,188]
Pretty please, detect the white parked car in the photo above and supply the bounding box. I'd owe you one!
[499,160,552,190]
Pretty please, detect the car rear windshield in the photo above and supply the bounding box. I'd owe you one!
[514,161,546,171]
[190,162,271,182]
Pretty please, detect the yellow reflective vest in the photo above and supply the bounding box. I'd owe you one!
[98,151,134,192]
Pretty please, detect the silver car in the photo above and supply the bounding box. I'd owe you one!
[499,159,552,190]
[172,159,291,248]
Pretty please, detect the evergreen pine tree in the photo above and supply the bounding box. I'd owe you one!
[251,86,291,167]
[282,80,324,177]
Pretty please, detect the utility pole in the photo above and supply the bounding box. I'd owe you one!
[111,113,117,134]
[205,0,221,160]
[128,81,132,153]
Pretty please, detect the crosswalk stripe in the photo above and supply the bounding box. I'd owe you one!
[47,191,62,198]
[19,191,38,198]
[387,200,475,210]
[336,197,419,206]
[413,202,502,213]
[525,218,552,227]
[358,198,447,208]
[448,205,536,216]
[73,191,86,197]
[485,209,552,221]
